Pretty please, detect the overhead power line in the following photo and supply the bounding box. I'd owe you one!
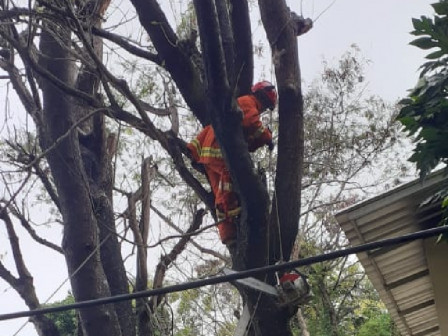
[1,225,447,322]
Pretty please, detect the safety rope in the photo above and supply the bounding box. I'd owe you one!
[266,101,284,264]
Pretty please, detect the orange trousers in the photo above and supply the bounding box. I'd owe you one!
[204,163,241,244]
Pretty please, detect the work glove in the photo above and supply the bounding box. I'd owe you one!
[267,140,275,151]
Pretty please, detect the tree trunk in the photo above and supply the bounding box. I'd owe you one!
[38,20,123,336]
[192,1,304,335]
[318,279,339,336]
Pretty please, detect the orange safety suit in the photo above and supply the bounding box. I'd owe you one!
[187,95,272,244]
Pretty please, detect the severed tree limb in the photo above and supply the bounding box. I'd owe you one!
[135,157,155,335]
[297,308,311,336]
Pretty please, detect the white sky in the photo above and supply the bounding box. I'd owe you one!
[296,0,434,101]
[0,0,436,335]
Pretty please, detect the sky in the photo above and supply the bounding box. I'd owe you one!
[0,0,437,335]
[296,0,434,101]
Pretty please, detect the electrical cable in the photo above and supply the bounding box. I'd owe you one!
[11,234,112,336]
[1,224,447,322]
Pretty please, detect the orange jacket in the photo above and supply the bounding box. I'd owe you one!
[188,95,272,165]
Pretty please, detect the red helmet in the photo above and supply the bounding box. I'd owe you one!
[251,80,277,110]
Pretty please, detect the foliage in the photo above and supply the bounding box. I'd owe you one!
[357,313,399,336]
[169,259,239,336]
[397,0,448,178]
[45,295,78,336]
[397,0,448,241]
[268,48,410,336]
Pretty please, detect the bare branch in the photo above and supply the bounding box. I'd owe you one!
[92,26,161,65]
[0,207,33,283]
[0,58,40,124]
[9,206,63,254]
[21,108,103,171]
[150,208,206,308]
[0,261,19,288]
[151,205,227,261]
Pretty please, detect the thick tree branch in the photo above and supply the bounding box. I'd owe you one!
[229,0,253,95]
[39,17,123,336]
[0,207,38,306]
[215,1,235,87]
[194,0,270,273]
[259,0,304,263]
[0,262,19,288]
[0,208,63,334]
[129,0,209,125]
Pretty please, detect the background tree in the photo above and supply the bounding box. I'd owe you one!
[288,47,409,336]
[46,295,78,336]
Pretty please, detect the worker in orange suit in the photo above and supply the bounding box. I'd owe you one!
[187,81,277,245]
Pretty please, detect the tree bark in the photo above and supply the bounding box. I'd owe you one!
[259,0,303,263]
[129,0,209,125]
[318,279,340,336]
[297,308,311,336]
[73,4,136,333]
[192,1,304,335]
[38,18,123,336]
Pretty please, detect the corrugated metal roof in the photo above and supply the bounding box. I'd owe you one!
[335,170,448,336]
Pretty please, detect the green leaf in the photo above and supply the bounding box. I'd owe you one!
[442,196,448,208]
[432,2,448,16]
[426,49,445,59]
[411,17,433,33]
[410,37,438,50]
[398,98,414,105]
[397,116,417,130]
